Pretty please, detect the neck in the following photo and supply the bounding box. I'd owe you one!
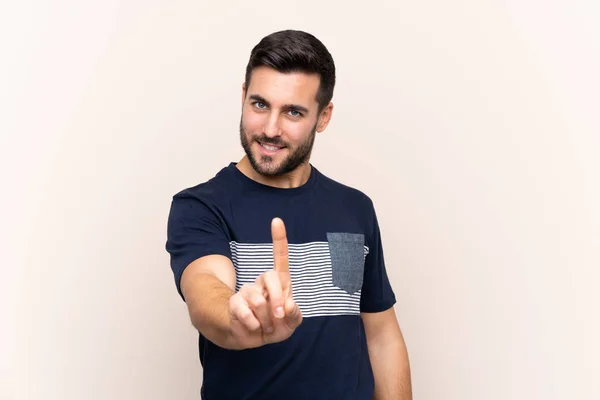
[236,156,312,189]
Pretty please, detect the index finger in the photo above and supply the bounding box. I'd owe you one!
[271,217,289,274]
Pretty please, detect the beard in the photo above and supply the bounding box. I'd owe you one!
[239,118,317,177]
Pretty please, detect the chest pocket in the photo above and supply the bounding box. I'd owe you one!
[326,232,366,294]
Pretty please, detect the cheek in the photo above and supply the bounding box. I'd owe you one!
[281,121,313,142]
[243,111,264,132]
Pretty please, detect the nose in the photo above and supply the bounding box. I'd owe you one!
[263,113,282,138]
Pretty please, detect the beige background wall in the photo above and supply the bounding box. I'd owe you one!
[2,0,598,399]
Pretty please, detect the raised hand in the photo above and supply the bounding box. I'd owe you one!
[228,218,302,349]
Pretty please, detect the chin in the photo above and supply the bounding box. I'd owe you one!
[250,156,283,177]
[256,161,283,177]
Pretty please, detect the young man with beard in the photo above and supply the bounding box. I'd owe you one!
[166,30,412,400]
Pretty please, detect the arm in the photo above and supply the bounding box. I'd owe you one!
[179,218,302,351]
[362,307,412,400]
[180,254,239,349]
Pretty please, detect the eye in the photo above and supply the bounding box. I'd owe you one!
[253,101,267,110]
[288,109,302,118]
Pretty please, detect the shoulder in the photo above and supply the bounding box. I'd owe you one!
[315,167,375,211]
[167,164,244,225]
[172,163,241,205]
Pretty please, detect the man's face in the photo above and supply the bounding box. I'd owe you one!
[240,66,327,177]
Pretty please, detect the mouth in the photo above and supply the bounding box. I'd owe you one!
[257,140,286,156]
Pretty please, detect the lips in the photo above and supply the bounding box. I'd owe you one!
[261,142,282,151]
[257,141,285,155]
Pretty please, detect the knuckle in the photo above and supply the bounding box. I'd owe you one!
[240,284,257,298]
[245,319,261,331]
[264,271,281,288]
[262,271,272,282]
[239,311,258,330]
[240,283,252,293]
[264,270,276,279]
[229,293,241,309]
[250,295,266,309]
[278,249,288,258]
[237,307,251,320]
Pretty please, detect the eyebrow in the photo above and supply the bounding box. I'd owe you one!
[248,94,310,114]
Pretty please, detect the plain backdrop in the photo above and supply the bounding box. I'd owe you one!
[1,1,599,399]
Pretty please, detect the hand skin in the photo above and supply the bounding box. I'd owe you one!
[228,217,303,349]
[179,218,302,350]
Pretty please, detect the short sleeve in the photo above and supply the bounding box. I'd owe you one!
[360,202,396,313]
[165,194,232,300]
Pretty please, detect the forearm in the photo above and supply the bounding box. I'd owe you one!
[183,272,239,349]
[369,335,412,400]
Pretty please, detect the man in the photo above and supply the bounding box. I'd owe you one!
[166,29,412,399]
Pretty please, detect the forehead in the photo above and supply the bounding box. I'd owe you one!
[246,66,320,108]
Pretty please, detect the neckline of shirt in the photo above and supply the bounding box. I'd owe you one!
[227,162,319,195]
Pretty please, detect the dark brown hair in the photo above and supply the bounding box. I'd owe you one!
[244,30,336,112]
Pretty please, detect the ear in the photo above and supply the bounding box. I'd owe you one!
[241,82,247,107]
[316,102,334,133]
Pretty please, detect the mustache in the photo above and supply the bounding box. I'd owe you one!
[239,119,288,147]
[254,136,288,147]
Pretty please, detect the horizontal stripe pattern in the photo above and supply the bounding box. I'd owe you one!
[230,241,369,318]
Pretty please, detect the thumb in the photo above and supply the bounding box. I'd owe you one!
[284,296,302,329]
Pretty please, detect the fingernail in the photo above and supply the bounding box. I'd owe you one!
[275,306,284,318]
